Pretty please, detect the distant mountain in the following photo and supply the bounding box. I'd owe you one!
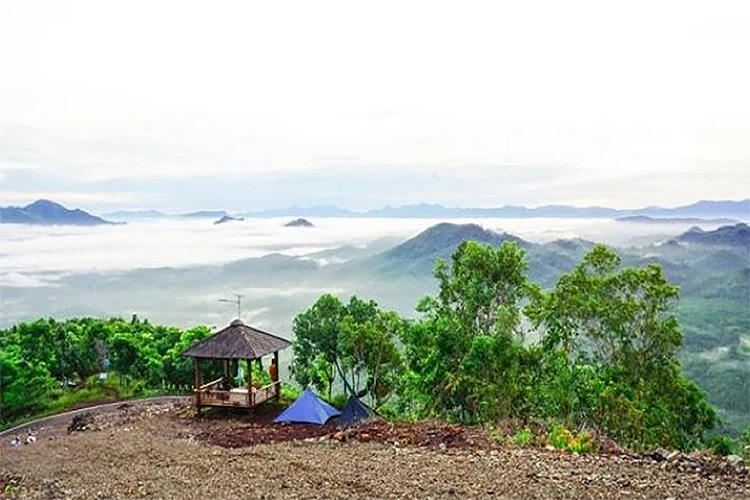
[244,205,356,218]
[102,210,167,220]
[675,223,750,247]
[284,218,314,228]
[239,198,749,220]
[214,215,244,225]
[616,215,738,225]
[364,203,620,218]
[638,199,749,220]
[0,200,116,226]
[182,210,229,218]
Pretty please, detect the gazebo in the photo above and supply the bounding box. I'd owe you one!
[182,319,291,411]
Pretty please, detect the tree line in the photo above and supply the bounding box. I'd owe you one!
[291,241,718,451]
[0,316,212,425]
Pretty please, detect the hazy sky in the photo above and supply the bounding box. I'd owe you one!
[1,0,748,211]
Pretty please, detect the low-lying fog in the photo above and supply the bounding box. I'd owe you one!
[0,216,732,331]
[0,217,728,286]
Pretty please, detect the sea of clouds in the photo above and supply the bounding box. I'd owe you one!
[0,217,727,288]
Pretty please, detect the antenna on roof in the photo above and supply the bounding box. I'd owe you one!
[219,294,244,320]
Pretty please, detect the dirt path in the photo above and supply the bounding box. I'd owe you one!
[0,396,189,439]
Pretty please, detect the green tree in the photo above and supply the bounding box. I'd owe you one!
[291,294,345,398]
[400,240,531,422]
[339,308,403,406]
[527,245,716,449]
[291,294,403,404]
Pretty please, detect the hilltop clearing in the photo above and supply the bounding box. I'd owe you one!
[1,401,747,500]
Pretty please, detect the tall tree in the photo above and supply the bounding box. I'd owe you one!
[291,294,345,398]
[527,245,716,449]
[400,240,531,421]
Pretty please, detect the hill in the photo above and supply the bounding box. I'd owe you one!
[384,223,526,263]
[284,218,314,228]
[675,223,750,247]
[214,215,244,225]
[642,199,750,220]
[0,200,115,226]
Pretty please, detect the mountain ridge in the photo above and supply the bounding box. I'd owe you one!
[241,199,749,220]
[0,200,115,226]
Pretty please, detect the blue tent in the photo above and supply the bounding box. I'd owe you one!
[273,388,340,425]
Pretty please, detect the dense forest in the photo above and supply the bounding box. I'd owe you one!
[291,242,726,452]
[0,317,213,424]
[1,241,746,454]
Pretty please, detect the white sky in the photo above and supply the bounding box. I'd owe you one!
[0,0,749,211]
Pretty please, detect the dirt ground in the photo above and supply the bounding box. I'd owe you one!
[1,400,748,500]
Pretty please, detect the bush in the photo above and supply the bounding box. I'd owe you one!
[741,429,750,461]
[514,427,532,446]
[327,393,349,410]
[707,434,736,456]
[548,424,596,454]
[280,384,302,402]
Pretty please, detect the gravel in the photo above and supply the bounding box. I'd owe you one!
[1,401,748,500]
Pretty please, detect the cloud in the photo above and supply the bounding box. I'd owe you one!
[1,0,748,209]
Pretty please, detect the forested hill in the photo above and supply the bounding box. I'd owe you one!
[0,200,115,226]
[675,223,749,247]
[384,223,527,262]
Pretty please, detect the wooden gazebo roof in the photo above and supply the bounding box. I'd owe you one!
[182,319,291,359]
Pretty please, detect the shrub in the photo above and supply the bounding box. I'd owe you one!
[548,424,596,454]
[327,392,349,410]
[514,427,532,446]
[707,434,736,456]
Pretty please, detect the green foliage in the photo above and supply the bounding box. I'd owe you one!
[0,316,212,427]
[706,434,736,456]
[399,241,531,422]
[327,393,349,410]
[280,383,302,402]
[548,425,596,454]
[526,245,716,450]
[291,294,403,405]
[514,427,532,446]
[740,428,750,460]
[395,241,718,451]
[291,294,345,398]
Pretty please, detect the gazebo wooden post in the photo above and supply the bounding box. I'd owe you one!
[222,358,230,385]
[194,357,202,414]
[246,358,253,407]
[273,351,280,399]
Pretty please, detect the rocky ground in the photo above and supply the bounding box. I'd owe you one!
[1,400,748,499]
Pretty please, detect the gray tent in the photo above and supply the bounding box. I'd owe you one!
[337,395,376,427]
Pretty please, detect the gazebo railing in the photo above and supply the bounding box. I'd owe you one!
[196,379,281,407]
[253,380,281,406]
[199,378,223,391]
